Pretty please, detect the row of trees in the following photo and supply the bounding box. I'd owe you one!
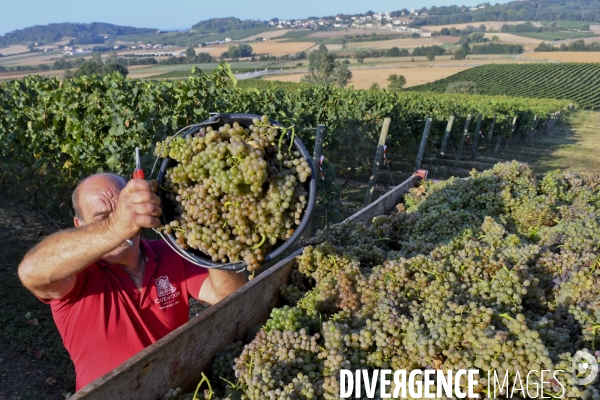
[355,45,446,63]
[535,40,600,52]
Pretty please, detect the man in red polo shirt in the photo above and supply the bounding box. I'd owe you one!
[17,173,247,391]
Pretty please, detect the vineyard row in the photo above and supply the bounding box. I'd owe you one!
[0,65,571,214]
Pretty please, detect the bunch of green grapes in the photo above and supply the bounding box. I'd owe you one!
[155,115,311,271]
[200,162,600,399]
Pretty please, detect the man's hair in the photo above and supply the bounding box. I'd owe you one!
[72,173,127,222]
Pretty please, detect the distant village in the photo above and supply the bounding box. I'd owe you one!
[17,4,492,57]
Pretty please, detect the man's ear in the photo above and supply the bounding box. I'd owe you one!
[74,217,83,228]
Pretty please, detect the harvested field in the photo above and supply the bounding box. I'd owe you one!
[324,44,344,51]
[0,52,64,67]
[0,69,61,81]
[521,51,600,63]
[0,45,30,56]
[203,39,317,58]
[264,65,471,89]
[483,32,543,44]
[242,29,291,42]
[346,36,459,50]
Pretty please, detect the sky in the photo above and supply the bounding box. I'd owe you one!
[0,0,510,36]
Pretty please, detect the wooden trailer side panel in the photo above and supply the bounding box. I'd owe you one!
[348,175,418,225]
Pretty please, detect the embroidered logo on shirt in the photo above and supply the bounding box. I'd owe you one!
[155,275,177,297]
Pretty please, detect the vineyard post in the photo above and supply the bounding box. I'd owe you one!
[471,114,482,160]
[440,115,454,156]
[506,115,518,149]
[415,118,432,170]
[455,114,472,164]
[493,136,502,154]
[364,117,391,206]
[485,114,497,153]
[531,115,539,141]
[552,112,561,133]
[305,124,325,237]
[546,113,556,134]
[312,124,325,172]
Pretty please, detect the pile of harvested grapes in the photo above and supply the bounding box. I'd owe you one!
[200,162,600,400]
[155,115,311,271]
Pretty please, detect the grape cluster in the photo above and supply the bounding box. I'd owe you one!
[203,161,600,400]
[155,115,310,271]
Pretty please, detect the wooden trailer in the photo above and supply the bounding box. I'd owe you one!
[71,172,423,400]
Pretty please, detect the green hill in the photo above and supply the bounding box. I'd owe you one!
[413,0,600,26]
[0,22,157,46]
[191,17,268,33]
[410,63,600,110]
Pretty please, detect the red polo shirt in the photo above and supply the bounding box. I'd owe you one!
[41,239,209,391]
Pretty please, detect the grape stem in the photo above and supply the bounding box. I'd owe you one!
[589,324,600,351]
[496,313,515,320]
[251,233,266,249]
[192,372,214,400]
[218,376,246,392]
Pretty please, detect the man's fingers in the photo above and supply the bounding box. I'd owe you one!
[133,203,162,218]
[123,178,154,193]
[149,179,159,193]
[134,214,162,229]
[129,190,161,205]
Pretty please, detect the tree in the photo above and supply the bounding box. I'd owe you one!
[354,50,369,63]
[334,60,352,87]
[196,52,213,63]
[440,28,451,36]
[107,51,118,65]
[454,42,470,60]
[369,82,380,91]
[63,69,75,80]
[185,46,196,58]
[301,44,352,87]
[387,74,406,91]
[91,52,103,65]
[74,60,103,77]
[103,63,129,77]
[469,32,486,43]
[427,52,435,61]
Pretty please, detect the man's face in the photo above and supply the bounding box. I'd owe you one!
[73,174,139,264]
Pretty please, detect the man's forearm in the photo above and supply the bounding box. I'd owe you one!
[18,221,124,292]
[201,269,248,304]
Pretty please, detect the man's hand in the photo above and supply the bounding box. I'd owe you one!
[107,179,162,242]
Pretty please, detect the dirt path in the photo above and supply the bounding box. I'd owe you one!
[0,188,75,399]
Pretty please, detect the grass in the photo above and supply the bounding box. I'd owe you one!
[535,111,600,174]
[540,20,593,30]
[513,31,597,41]
[275,30,314,40]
